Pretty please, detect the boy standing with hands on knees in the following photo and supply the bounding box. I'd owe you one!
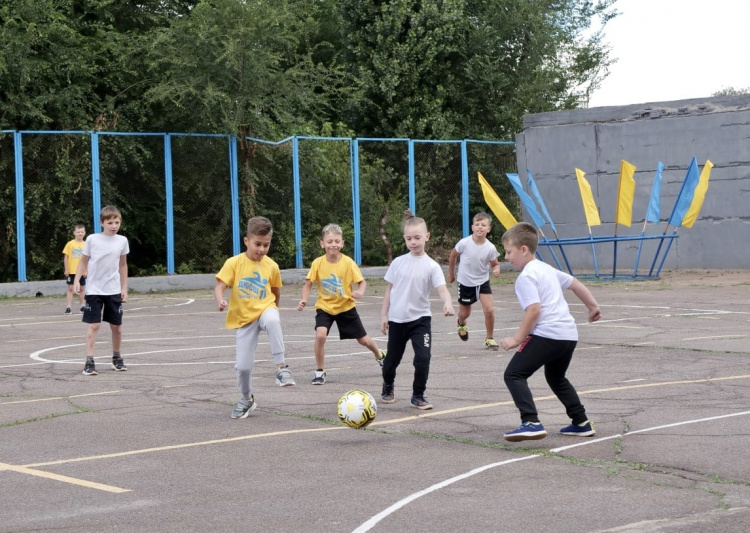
[447,212,501,350]
[215,216,295,419]
[297,223,385,385]
[499,222,601,442]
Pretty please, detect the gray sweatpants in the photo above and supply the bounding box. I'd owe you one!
[235,308,286,399]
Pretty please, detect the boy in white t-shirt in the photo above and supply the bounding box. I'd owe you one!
[447,212,500,350]
[499,222,601,442]
[380,210,454,410]
[74,206,129,376]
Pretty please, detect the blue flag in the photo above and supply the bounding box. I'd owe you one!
[505,173,546,228]
[526,170,558,233]
[645,162,664,223]
[668,157,700,227]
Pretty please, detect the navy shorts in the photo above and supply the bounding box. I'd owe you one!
[315,308,367,340]
[457,280,492,306]
[66,275,86,286]
[82,294,124,326]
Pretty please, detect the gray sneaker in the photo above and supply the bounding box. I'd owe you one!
[275,365,296,387]
[410,395,433,410]
[231,396,256,419]
[311,370,326,385]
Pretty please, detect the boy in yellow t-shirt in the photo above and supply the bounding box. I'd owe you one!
[297,223,385,384]
[62,224,87,314]
[215,216,295,419]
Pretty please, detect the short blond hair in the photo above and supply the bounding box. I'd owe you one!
[100,205,121,222]
[321,223,343,238]
[402,208,427,230]
[501,222,538,253]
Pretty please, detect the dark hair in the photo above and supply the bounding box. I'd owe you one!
[501,222,538,253]
[73,223,85,231]
[246,216,273,237]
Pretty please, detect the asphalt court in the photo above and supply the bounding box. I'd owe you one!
[1,270,749,532]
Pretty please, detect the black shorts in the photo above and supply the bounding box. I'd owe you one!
[82,294,124,326]
[315,308,367,340]
[66,274,86,286]
[457,280,492,306]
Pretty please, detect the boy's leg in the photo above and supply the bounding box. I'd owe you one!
[543,340,588,425]
[478,292,495,341]
[357,335,385,361]
[85,323,101,356]
[503,336,549,423]
[408,317,432,398]
[382,322,407,385]
[66,284,74,310]
[235,321,261,400]
[314,327,328,369]
[259,308,295,386]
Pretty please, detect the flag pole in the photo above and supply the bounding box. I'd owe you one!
[632,219,648,277]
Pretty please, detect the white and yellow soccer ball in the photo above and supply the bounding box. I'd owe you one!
[337,389,377,429]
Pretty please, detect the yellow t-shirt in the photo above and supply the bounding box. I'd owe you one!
[216,253,282,329]
[62,239,86,275]
[306,254,363,315]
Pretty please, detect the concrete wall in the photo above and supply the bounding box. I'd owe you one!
[514,95,750,270]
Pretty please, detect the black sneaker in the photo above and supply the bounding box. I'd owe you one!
[82,360,98,376]
[380,383,395,404]
[410,395,433,410]
[111,357,127,371]
[311,370,326,385]
[64,307,72,315]
[79,305,85,313]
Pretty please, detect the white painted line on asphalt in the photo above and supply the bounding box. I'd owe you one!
[0,390,121,405]
[0,462,130,493]
[352,456,539,533]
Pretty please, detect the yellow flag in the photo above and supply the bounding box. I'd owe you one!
[616,160,636,227]
[575,168,601,226]
[478,172,517,230]
[681,160,714,228]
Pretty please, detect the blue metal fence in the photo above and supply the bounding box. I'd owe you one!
[3,131,516,282]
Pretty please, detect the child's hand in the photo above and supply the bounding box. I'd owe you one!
[446,272,455,284]
[121,289,128,303]
[74,282,81,294]
[500,336,519,351]
[217,299,228,312]
[380,317,389,335]
[352,290,364,299]
[297,300,307,311]
[443,303,455,316]
[588,306,601,322]
[492,266,500,278]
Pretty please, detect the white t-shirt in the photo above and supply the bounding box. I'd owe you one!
[83,233,130,295]
[454,236,499,286]
[514,259,577,341]
[384,253,446,323]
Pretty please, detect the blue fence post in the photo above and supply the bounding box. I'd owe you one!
[461,140,469,237]
[91,132,102,231]
[350,138,362,264]
[164,134,175,274]
[292,136,303,268]
[13,131,27,282]
[408,140,416,213]
[228,136,240,256]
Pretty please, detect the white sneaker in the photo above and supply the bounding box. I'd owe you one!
[311,370,326,385]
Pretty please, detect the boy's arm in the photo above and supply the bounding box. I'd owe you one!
[63,254,70,276]
[569,279,602,322]
[297,280,313,311]
[119,254,128,302]
[490,257,500,277]
[214,280,228,311]
[380,283,393,334]
[271,286,281,307]
[436,285,455,316]
[352,278,366,299]
[500,303,540,351]
[446,249,459,284]
[73,256,89,294]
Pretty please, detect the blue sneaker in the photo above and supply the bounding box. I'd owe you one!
[560,420,596,437]
[503,422,547,442]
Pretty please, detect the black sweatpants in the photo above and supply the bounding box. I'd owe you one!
[382,316,432,397]
[503,335,588,425]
